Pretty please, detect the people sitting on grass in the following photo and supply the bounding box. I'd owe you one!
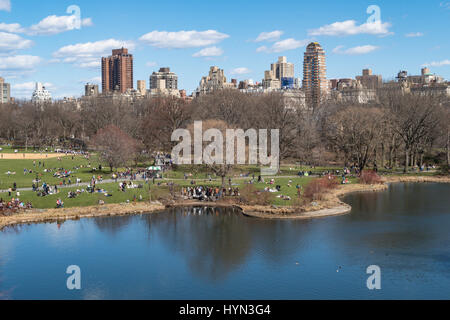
[0,198,33,213]
[36,182,59,197]
[53,169,72,179]
[56,199,64,208]
[264,187,278,193]
[68,191,77,198]
[119,181,143,192]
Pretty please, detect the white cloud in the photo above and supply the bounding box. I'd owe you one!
[257,38,309,53]
[422,60,450,67]
[0,55,41,77]
[79,61,101,68]
[332,45,379,55]
[146,61,157,67]
[0,0,11,12]
[255,31,284,42]
[12,82,53,90]
[308,20,393,37]
[139,30,229,48]
[0,32,33,52]
[231,67,251,75]
[256,46,269,53]
[27,15,93,36]
[405,32,424,37]
[192,46,224,57]
[53,39,135,69]
[0,23,25,33]
[12,81,53,98]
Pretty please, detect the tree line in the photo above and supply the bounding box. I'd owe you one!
[0,89,449,173]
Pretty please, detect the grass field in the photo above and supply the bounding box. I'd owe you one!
[0,146,40,153]
[0,182,152,209]
[164,164,340,180]
[0,153,110,190]
[0,176,318,209]
[4,145,438,210]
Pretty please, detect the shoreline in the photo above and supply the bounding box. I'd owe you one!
[0,202,166,230]
[242,175,450,219]
[1,175,449,229]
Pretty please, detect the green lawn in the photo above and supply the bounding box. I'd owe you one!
[0,154,112,190]
[249,177,314,206]
[0,182,154,209]
[170,176,315,206]
[164,164,342,180]
[0,145,44,153]
[0,176,317,209]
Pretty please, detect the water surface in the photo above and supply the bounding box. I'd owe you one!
[1,183,449,299]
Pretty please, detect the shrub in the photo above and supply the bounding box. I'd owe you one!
[439,165,450,176]
[359,170,383,184]
[304,176,339,201]
[238,184,274,206]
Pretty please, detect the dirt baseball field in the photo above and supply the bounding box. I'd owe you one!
[0,153,69,160]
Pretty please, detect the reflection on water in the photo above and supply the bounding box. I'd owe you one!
[0,183,449,299]
[142,207,312,281]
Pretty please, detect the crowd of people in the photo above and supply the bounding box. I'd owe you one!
[114,169,145,181]
[112,168,164,183]
[181,186,240,201]
[0,198,32,214]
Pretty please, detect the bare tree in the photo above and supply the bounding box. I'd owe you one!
[90,125,139,172]
[140,96,191,153]
[381,92,441,172]
[326,106,384,172]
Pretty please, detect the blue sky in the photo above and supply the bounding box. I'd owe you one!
[0,0,449,99]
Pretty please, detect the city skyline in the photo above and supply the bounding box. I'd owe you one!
[0,0,449,99]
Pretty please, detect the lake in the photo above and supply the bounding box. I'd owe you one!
[1,183,449,299]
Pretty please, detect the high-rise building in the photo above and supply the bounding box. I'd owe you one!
[0,77,11,103]
[263,56,295,89]
[137,80,146,96]
[303,42,327,107]
[85,83,99,97]
[150,68,178,90]
[31,82,52,103]
[101,48,134,94]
